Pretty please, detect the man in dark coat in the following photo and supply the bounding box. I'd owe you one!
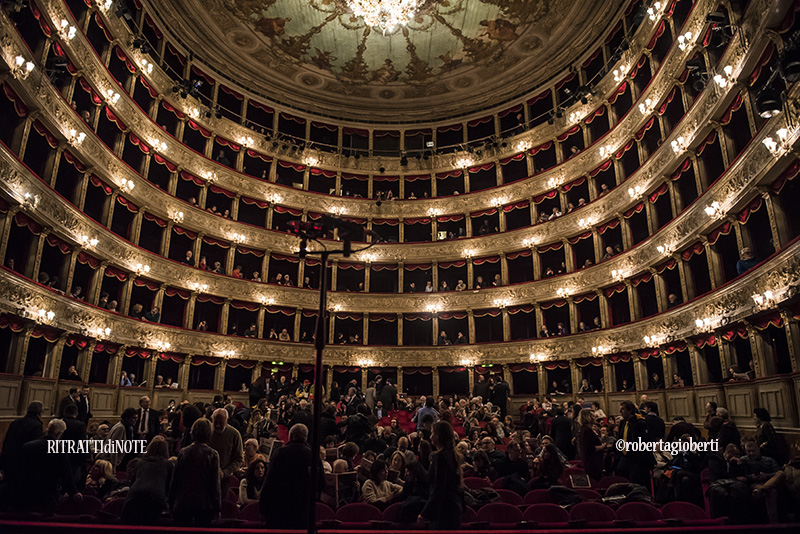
[472,374,490,401]
[642,401,665,442]
[260,423,323,529]
[549,407,575,460]
[615,400,654,486]
[61,403,88,489]
[136,395,159,444]
[0,401,44,488]
[57,387,79,418]
[378,379,398,411]
[490,376,510,417]
[339,403,372,450]
[17,418,81,511]
[76,386,92,425]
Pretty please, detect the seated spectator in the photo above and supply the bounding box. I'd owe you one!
[454,279,466,291]
[198,256,207,270]
[649,372,664,389]
[540,325,552,337]
[232,265,243,278]
[252,271,261,282]
[71,286,84,300]
[742,439,780,523]
[399,461,429,523]
[548,207,562,220]
[494,442,530,483]
[598,183,610,196]
[667,293,682,308]
[130,303,144,319]
[455,332,468,344]
[278,328,291,341]
[283,274,292,286]
[754,408,780,462]
[84,459,117,500]
[736,247,759,275]
[211,262,222,273]
[361,458,402,508]
[424,281,434,292]
[591,402,606,419]
[601,246,614,260]
[143,306,160,322]
[183,250,194,266]
[437,331,451,346]
[439,280,450,291]
[239,457,266,506]
[530,443,564,489]
[670,373,685,388]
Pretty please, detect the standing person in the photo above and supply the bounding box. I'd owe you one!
[57,387,79,418]
[97,408,138,470]
[413,397,440,431]
[378,379,398,411]
[491,375,510,417]
[209,409,244,494]
[754,408,780,463]
[136,396,158,444]
[577,409,607,481]
[122,436,173,525]
[418,421,463,529]
[76,387,92,425]
[0,401,43,491]
[365,381,377,411]
[170,419,221,526]
[472,374,490,401]
[615,401,654,487]
[260,424,324,529]
[642,402,665,442]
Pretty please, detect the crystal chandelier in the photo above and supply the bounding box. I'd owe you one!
[346,0,423,34]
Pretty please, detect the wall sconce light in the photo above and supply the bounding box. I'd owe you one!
[522,237,538,247]
[493,298,509,308]
[694,317,717,333]
[529,353,546,363]
[516,140,532,152]
[192,282,208,293]
[331,303,342,312]
[240,136,254,148]
[361,253,376,263]
[170,211,184,223]
[556,287,572,299]
[455,156,473,169]
[647,1,662,20]
[154,340,171,352]
[138,58,154,75]
[21,192,40,210]
[547,177,561,189]
[599,145,613,159]
[704,201,725,219]
[591,345,610,355]
[106,89,120,105]
[613,68,625,83]
[638,98,654,115]
[357,357,375,367]
[90,326,112,339]
[134,263,150,275]
[59,19,77,40]
[259,295,275,305]
[120,179,135,193]
[656,243,673,256]
[628,185,644,199]
[713,65,734,88]
[79,235,99,248]
[268,193,283,204]
[330,206,344,216]
[752,290,775,310]
[490,197,503,207]
[763,128,791,157]
[220,349,236,359]
[578,217,594,230]
[153,139,168,153]
[67,128,86,147]
[671,136,688,155]
[425,302,442,313]
[97,0,113,12]
[188,108,200,119]
[12,55,35,79]
[569,111,583,124]
[611,269,625,282]
[677,31,693,51]
[304,155,318,167]
[230,233,245,244]
[463,249,475,258]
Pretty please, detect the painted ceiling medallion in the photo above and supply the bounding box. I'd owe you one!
[151,0,620,120]
[344,0,426,35]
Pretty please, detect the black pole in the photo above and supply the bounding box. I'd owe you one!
[307,250,329,534]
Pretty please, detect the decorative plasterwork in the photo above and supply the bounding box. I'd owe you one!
[142,0,625,122]
[0,238,797,367]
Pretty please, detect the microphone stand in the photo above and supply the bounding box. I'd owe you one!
[300,224,382,534]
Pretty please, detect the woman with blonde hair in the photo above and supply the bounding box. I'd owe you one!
[85,459,117,500]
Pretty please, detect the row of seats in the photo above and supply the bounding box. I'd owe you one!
[40,495,724,529]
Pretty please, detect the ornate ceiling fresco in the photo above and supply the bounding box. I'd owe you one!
[146,0,625,122]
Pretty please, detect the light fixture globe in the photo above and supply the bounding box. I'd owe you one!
[346,0,424,34]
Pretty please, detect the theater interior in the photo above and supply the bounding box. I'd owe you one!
[1,0,800,532]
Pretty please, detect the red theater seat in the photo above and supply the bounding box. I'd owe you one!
[220,500,239,520]
[522,503,570,527]
[476,502,523,527]
[523,489,556,505]
[569,501,617,527]
[596,475,630,490]
[463,477,491,489]
[55,495,102,516]
[99,498,125,518]
[238,502,261,521]
[560,467,589,488]
[495,489,524,506]
[316,502,336,522]
[661,501,727,526]
[381,502,404,524]
[335,502,383,527]
[462,506,479,524]
[574,488,601,500]
[616,502,663,527]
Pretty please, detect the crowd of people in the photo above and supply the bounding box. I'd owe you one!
[0,375,798,528]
